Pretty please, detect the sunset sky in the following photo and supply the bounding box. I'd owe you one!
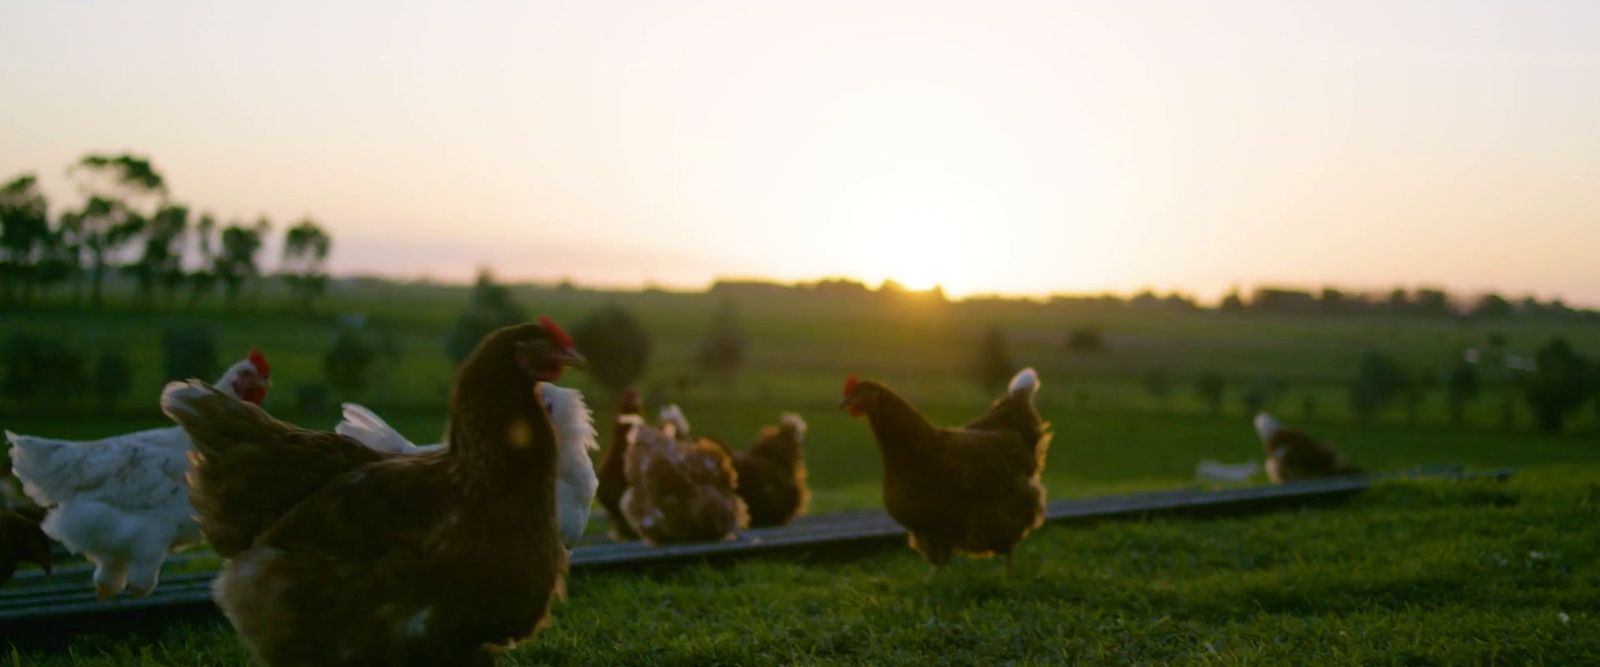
[2,1,1598,303]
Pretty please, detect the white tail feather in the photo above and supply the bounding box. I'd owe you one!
[658,404,690,438]
[1008,367,1040,395]
[335,403,421,454]
[779,412,807,438]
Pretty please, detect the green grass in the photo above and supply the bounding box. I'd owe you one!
[9,467,1597,665]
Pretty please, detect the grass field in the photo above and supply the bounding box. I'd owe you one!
[3,282,1599,664]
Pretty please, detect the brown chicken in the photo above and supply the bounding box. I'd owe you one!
[728,413,810,528]
[595,388,643,540]
[162,319,586,667]
[841,367,1051,567]
[0,507,52,585]
[1253,413,1362,483]
[619,420,748,545]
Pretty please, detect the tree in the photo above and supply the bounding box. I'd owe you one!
[325,327,377,398]
[67,153,168,308]
[282,218,333,316]
[1471,293,1514,319]
[1523,337,1593,433]
[216,217,270,307]
[973,325,1015,391]
[1196,371,1225,416]
[187,213,219,307]
[1064,326,1106,352]
[697,298,747,378]
[1219,289,1245,312]
[1350,350,1408,422]
[1444,358,1480,428]
[572,305,652,394]
[162,326,219,384]
[127,204,189,306]
[0,174,51,306]
[445,269,528,365]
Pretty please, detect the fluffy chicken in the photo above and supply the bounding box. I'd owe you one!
[1253,413,1362,483]
[5,349,270,599]
[334,382,600,548]
[619,419,748,545]
[0,507,52,586]
[841,368,1051,567]
[165,319,584,667]
[730,413,810,527]
[594,388,643,540]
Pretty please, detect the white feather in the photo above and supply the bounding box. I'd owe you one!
[1253,413,1283,443]
[658,404,690,438]
[335,403,435,455]
[779,412,807,439]
[1008,367,1040,395]
[1194,459,1260,483]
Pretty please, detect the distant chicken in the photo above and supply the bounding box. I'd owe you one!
[595,388,643,540]
[165,319,584,667]
[1253,413,1362,483]
[620,419,748,545]
[6,350,271,599]
[334,382,600,548]
[841,368,1051,567]
[730,413,810,527]
[0,507,52,586]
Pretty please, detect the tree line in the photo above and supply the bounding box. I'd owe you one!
[0,153,333,314]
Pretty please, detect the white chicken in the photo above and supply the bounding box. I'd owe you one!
[5,349,271,599]
[334,382,599,547]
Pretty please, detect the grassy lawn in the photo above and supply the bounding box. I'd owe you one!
[8,467,1596,666]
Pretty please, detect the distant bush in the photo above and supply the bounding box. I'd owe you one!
[1143,367,1173,405]
[573,305,651,394]
[1065,326,1105,353]
[325,327,377,398]
[0,332,87,404]
[1524,337,1593,433]
[697,298,746,378]
[294,383,331,415]
[1350,350,1409,422]
[445,269,528,365]
[92,349,134,412]
[974,325,1014,391]
[1196,371,1225,415]
[162,325,218,382]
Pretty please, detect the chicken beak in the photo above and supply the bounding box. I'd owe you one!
[560,348,588,370]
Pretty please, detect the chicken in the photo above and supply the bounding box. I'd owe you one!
[5,349,271,599]
[0,507,52,586]
[1253,413,1362,483]
[165,319,585,667]
[841,367,1051,567]
[595,388,643,540]
[658,403,691,440]
[334,382,600,548]
[619,420,748,545]
[727,413,810,528]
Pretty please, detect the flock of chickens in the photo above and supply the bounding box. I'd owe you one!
[0,318,1361,665]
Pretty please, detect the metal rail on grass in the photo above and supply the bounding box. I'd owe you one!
[0,465,1514,625]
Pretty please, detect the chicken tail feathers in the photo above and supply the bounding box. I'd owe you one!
[5,431,77,507]
[161,380,290,458]
[1008,367,1040,396]
[335,403,417,454]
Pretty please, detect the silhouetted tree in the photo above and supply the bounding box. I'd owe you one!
[68,153,167,308]
[127,203,189,306]
[187,213,219,307]
[1143,367,1173,407]
[697,298,747,379]
[1471,293,1514,319]
[0,174,51,306]
[445,269,528,365]
[1196,371,1225,416]
[573,305,652,394]
[216,217,270,307]
[1219,289,1245,312]
[282,218,333,316]
[1350,350,1408,422]
[1524,337,1593,433]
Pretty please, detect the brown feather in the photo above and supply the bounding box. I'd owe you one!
[620,424,747,545]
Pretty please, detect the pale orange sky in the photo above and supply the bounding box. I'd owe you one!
[2,1,1598,303]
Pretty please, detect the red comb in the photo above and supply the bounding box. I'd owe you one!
[248,348,270,378]
[843,375,859,397]
[539,315,575,349]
